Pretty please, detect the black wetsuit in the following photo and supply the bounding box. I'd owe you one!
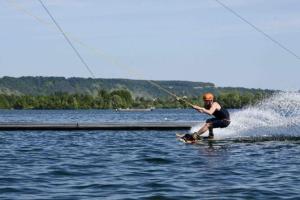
[206,107,230,128]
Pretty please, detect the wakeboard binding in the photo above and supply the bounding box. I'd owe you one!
[179,133,196,143]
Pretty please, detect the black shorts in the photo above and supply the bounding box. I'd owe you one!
[206,118,230,128]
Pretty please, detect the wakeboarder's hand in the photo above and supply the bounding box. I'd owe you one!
[192,105,204,112]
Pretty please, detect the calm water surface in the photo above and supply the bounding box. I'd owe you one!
[0,109,299,200]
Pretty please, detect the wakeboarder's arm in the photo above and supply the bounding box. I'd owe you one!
[192,102,219,115]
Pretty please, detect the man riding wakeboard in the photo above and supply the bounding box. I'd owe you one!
[181,92,230,142]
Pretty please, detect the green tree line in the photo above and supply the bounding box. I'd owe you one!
[0,89,272,110]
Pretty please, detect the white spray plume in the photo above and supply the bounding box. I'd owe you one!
[191,92,300,139]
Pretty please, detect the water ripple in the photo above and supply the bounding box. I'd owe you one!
[0,109,300,199]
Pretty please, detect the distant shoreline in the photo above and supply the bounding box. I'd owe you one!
[0,88,272,110]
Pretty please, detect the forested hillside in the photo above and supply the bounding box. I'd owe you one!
[0,76,273,98]
[0,76,276,109]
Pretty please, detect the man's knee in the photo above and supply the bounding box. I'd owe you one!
[205,123,213,128]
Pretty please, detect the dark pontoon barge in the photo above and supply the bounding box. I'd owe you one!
[0,122,199,131]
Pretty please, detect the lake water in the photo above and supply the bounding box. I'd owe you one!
[1,92,300,199]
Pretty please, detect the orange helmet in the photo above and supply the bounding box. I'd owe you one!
[203,92,214,101]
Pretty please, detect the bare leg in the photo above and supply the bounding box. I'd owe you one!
[192,123,211,140]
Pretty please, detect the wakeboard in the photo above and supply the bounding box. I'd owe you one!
[176,133,214,143]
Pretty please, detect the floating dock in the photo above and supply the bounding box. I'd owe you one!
[0,122,199,131]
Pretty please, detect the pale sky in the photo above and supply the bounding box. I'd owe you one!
[0,0,299,90]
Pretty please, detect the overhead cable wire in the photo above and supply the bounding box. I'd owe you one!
[7,0,193,106]
[8,0,131,76]
[214,0,300,60]
[37,0,187,103]
[38,0,96,78]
